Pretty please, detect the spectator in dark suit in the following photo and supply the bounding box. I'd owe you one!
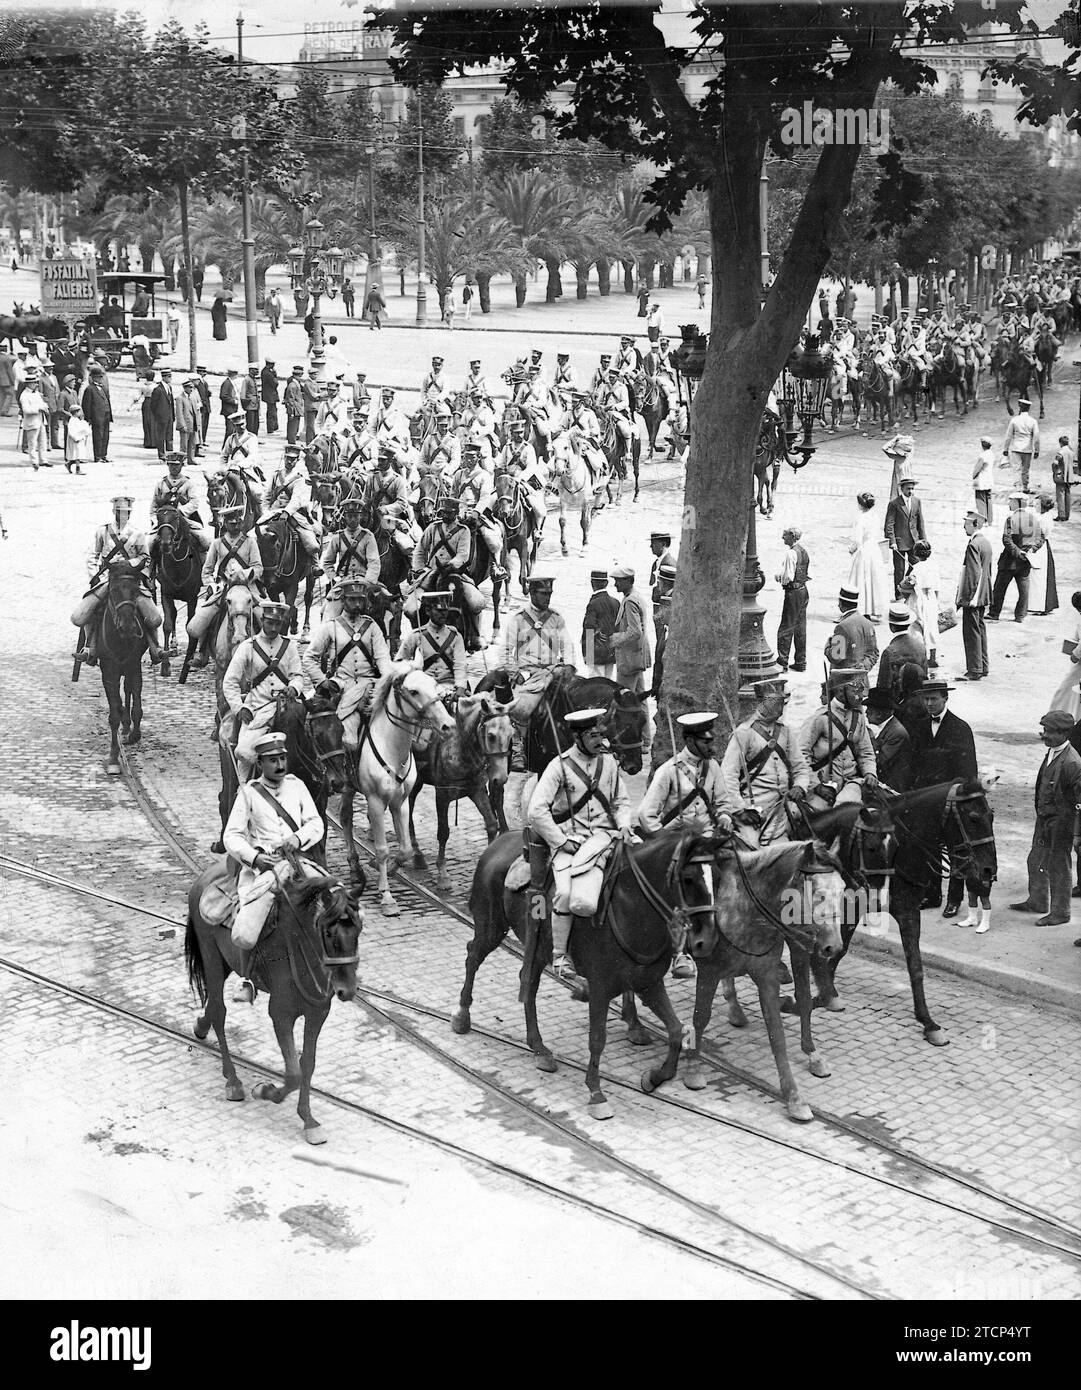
[866,687,912,791]
[149,369,176,460]
[240,365,261,435]
[884,476,927,597]
[260,360,281,435]
[909,678,979,917]
[1012,710,1081,928]
[826,584,878,673]
[581,569,620,678]
[193,366,211,453]
[81,365,113,463]
[876,602,927,708]
[219,368,239,443]
[955,509,994,682]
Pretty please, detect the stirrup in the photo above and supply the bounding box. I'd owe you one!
[232,978,256,1004]
[552,955,581,983]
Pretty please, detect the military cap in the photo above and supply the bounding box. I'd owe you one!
[340,577,371,599]
[828,667,865,689]
[677,711,719,734]
[291,365,304,375]
[1018,397,1032,407]
[283,443,303,458]
[564,707,606,730]
[259,601,291,622]
[599,353,612,363]
[111,494,134,507]
[557,352,569,362]
[247,362,259,371]
[463,440,482,454]
[341,496,362,509]
[526,573,554,590]
[753,679,790,701]
[218,503,245,518]
[253,732,288,757]
[164,451,185,464]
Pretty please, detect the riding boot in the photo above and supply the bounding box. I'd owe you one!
[551,911,580,982]
[232,948,256,1004]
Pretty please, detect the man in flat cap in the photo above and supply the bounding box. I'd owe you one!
[1011,709,1081,926]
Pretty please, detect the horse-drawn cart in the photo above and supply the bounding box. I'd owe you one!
[66,272,168,372]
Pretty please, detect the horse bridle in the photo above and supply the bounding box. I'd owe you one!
[892,781,993,884]
[361,675,447,785]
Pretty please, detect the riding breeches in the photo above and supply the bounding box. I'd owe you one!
[71,583,162,638]
[478,519,504,558]
[229,703,278,779]
[525,485,546,527]
[335,679,376,751]
[611,416,633,447]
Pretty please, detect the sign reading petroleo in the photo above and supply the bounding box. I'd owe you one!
[40,255,98,316]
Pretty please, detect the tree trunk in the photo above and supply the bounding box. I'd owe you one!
[400,266,406,296]
[255,266,267,307]
[544,256,563,302]
[476,271,492,313]
[436,284,447,317]
[622,259,635,293]
[596,257,612,296]
[138,239,157,276]
[178,180,197,372]
[575,263,589,300]
[514,273,527,307]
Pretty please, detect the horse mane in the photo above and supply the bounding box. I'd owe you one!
[370,660,414,718]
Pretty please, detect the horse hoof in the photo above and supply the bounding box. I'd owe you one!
[727,1005,749,1028]
[412,854,428,873]
[380,894,400,917]
[450,1008,471,1035]
[535,1053,558,1074]
[924,1028,950,1047]
[640,1068,661,1095]
[252,1082,280,1102]
[587,1097,614,1121]
[560,545,569,556]
[682,1068,708,1092]
[824,997,845,1013]
[304,1125,327,1146]
[210,840,225,855]
[105,763,120,777]
[194,1019,210,1041]
[626,1023,652,1047]
[225,1081,245,1102]
[808,1056,831,1079]
[778,995,799,1016]
[786,1101,815,1124]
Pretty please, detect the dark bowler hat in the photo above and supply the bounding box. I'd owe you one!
[865,688,894,715]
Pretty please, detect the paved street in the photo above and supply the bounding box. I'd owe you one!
[2,254,1080,1297]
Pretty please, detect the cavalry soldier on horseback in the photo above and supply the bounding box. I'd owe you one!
[590,353,613,396]
[642,338,677,415]
[188,504,264,665]
[303,577,390,755]
[149,451,211,556]
[264,444,322,559]
[497,417,547,533]
[462,388,499,461]
[421,355,451,405]
[420,407,462,481]
[566,389,607,477]
[71,494,167,667]
[372,387,410,458]
[613,334,642,383]
[223,729,326,1005]
[364,445,411,518]
[319,498,380,619]
[494,573,581,750]
[342,400,377,471]
[596,364,634,463]
[720,679,811,840]
[463,358,492,405]
[395,590,468,699]
[412,492,471,594]
[455,440,507,577]
[798,668,879,808]
[638,711,734,836]
[316,379,350,439]
[527,706,636,987]
[216,413,263,520]
[554,352,575,407]
[222,600,306,782]
[514,364,554,450]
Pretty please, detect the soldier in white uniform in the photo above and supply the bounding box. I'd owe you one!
[527,707,636,986]
[517,364,554,447]
[553,352,576,409]
[798,668,879,808]
[315,380,350,439]
[149,452,211,555]
[613,335,642,381]
[412,494,472,590]
[455,440,505,573]
[597,365,634,459]
[565,390,607,476]
[71,494,166,666]
[303,578,390,753]
[217,414,263,518]
[263,443,321,557]
[497,418,547,530]
[187,504,264,663]
[590,353,614,397]
[395,591,468,698]
[221,601,306,781]
[420,355,451,405]
[493,573,582,738]
[720,678,812,842]
[373,387,411,458]
[463,358,492,405]
[343,401,378,472]
[319,498,381,619]
[223,730,325,1004]
[462,389,500,461]
[420,409,462,482]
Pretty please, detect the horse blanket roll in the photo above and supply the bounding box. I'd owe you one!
[568,829,618,917]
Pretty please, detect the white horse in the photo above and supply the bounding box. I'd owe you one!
[551,434,607,555]
[353,663,454,915]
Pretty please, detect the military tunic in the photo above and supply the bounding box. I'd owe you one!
[798,700,877,786]
[529,749,633,914]
[222,633,306,771]
[303,613,389,745]
[720,720,811,839]
[224,773,325,946]
[638,749,732,835]
[396,622,467,691]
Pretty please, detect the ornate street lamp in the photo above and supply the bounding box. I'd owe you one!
[287,219,344,384]
[780,333,832,468]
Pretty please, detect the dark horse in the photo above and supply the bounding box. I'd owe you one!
[457,829,726,1118]
[634,372,668,458]
[858,353,897,433]
[932,343,970,416]
[598,406,641,504]
[493,470,540,593]
[256,512,318,638]
[214,687,331,857]
[373,507,413,648]
[992,340,1045,417]
[407,692,515,887]
[185,867,363,1144]
[95,563,150,776]
[206,468,259,534]
[819,780,997,1045]
[151,505,201,684]
[898,359,935,423]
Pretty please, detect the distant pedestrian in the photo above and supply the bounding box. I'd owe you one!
[365,283,385,330]
[1002,398,1040,493]
[1031,495,1058,616]
[697,274,708,310]
[266,287,282,335]
[219,367,239,443]
[18,367,49,470]
[176,378,200,466]
[865,687,912,791]
[462,281,474,321]
[442,286,457,329]
[637,283,649,318]
[1049,591,1081,721]
[908,677,978,915]
[341,279,355,317]
[989,492,1040,624]
[283,366,304,446]
[1011,709,1081,927]
[827,584,879,673]
[650,562,676,697]
[0,346,15,416]
[39,362,60,451]
[81,365,112,464]
[166,302,181,353]
[646,302,664,342]
[955,509,993,681]
[135,371,155,449]
[149,369,176,460]
[581,568,619,679]
[193,366,211,452]
[876,602,927,711]
[303,309,315,352]
[293,284,309,320]
[240,365,261,436]
[610,563,651,694]
[884,475,926,597]
[1053,434,1074,521]
[973,435,995,524]
[775,525,809,672]
[848,491,890,619]
[210,295,228,342]
[261,360,280,435]
[882,432,916,501]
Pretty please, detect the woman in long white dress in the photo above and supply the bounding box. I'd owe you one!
[1049,591,1081,720]
[846,491,889,620]
[903,539,941,669]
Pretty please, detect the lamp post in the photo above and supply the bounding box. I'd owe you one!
[236,12,259,372]
[416,93,427,326]
[360,145,383,324]
[287,219,344,385]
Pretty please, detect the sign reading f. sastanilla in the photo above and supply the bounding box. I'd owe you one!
[50,1321,152,1371]
[39,255,98,317]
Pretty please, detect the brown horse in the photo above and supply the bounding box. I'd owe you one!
[185,865,363,1144]
[96,563,150,776]
[151,505,202,684]
[457,829,725,1118]
[407,693,514,887]
[493,468,541,587]
[206,468,259,534]
[256,511,318,637]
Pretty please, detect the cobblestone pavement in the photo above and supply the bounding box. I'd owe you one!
[2,259,1080,1297]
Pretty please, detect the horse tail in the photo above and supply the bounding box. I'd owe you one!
[185,911,208,1005]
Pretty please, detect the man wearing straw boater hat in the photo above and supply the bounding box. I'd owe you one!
[875,601,928,710]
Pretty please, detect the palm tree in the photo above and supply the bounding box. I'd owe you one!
[187,200,243,293]
[422,198,530,314]
[600,180,656,293]
[485,172,580,305]
[92,192,177,278]
[0,186,38,253]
